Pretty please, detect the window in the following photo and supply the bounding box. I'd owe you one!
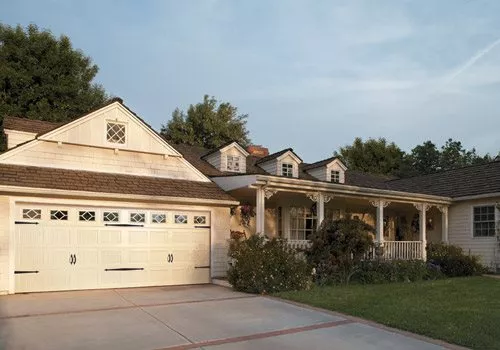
[331,170,340,183]
[79,211,96,222]
[22,209,41,220]
[473,206,496,237]
[226,156,241,172]
[151,213,166,224]
[282,163,294,177]
[194,215,207,224]
[174,214,188,224]
[289,207,316,240]
[106,122,126,144]
[130,212,145,223]
[50,210,68,221]
[103,211,119,222]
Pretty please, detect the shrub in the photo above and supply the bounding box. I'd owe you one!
[306,218,374,285]
[352,260,444,284]
[227,235,313,294]
[427,243,486,277]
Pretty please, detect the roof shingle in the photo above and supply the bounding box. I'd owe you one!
[3,116,64,134]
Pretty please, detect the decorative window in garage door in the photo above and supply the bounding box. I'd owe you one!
[194,215,207,224]
[130,212,145,223]
[79,211,96,222]
[151,213,166,224]
[103,211,119,222]
[50,210,68,221]
[22,209,42,220]
[174,214,188,224]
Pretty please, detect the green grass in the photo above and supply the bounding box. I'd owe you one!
[276,277,500,350]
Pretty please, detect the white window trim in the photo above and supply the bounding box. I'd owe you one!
[281,162,294,177]
[105,120,128,146]
[330,170,341,183]
[470,203,498,239]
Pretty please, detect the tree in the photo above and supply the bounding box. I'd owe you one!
[0,24,108,120]
[334,137,405,176]
[161,95,250,149]
[405,141,441,176]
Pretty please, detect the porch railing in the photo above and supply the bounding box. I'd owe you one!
[287,240,423,260]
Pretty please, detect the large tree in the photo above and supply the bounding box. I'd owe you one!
[161,95,251,149]
[0,24,108,123]
[334,137,405,176]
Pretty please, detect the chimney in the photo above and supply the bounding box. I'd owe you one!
[246,145,269,158]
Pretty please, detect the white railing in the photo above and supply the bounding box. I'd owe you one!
[287,240,312,250]
[288,240,423,260]
[382,241,423,260]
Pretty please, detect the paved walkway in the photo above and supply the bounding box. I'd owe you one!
[0,284,464,350]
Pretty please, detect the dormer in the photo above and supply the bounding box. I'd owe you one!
[256,148,302,178]
[303,157,347,183]
[202,141,249,173]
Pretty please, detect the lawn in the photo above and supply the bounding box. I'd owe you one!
[276,276,500,350]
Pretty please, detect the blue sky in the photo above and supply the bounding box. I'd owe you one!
[2,0,500,161]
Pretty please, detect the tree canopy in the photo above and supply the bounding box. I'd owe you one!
[0,24,108,122]
[160,95,251,149]
[335,137,497,177]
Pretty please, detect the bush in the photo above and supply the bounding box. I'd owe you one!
[352,260,444,284]
[427,243,486,277]
[306,218,374,285]
[227,235,313,294]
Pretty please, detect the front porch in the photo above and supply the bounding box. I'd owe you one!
[220,176,451,261]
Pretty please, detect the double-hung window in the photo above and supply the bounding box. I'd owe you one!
[227,156,241,172]
[331,170,340,183]
[282,163,293,177]
[473,206,496,237]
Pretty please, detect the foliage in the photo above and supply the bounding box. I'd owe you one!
[161,95,251,149]
[306,218,374,285]
[227,235,312,294]
[276,277,500,350]
[334,137,404,176]
[352,260,444,284]
[427,243,486,277]
[239,203,255,228]
[0,24,108,124]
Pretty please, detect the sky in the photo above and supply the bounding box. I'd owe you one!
[2,0,500,162]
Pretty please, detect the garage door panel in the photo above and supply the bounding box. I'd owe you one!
[15,205,211,292]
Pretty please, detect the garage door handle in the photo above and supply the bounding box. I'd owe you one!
[15,221,39,225]
[105,268,144,271]
[15,270,39,274]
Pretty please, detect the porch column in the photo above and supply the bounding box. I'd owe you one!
[307,193,333,229]
[414,203,431,260]
[370,199,390,245]
[256,187,278,236]
[438,205,449,244]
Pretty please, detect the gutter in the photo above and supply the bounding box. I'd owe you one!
[452,192,500,202]
[0,185,239,206]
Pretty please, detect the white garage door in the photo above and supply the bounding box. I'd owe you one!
[14,204,211,293]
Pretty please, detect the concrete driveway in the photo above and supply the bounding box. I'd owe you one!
[0,284,460,350]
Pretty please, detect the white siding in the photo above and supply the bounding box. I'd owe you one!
[259,159,278,175]
[221,147,247,173]
[4,130,36,149]
[211,207,231,277]
[204,152,222,170]
[448,197,500,269]
[0,196,10,294]
[1,141,206,180]
[307,167,327,181]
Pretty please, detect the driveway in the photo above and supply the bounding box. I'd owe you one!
[0,284,459,350]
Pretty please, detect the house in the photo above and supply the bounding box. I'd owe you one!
[174,141,500,270]
[0,100,498,294]
[0,99,238,294]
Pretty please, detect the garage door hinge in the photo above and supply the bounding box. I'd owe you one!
[14,221,39,225]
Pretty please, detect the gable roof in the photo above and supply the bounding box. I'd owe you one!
[385,160,500,198]
[302,156,347,171]
[0,163,235,202]
[3,116,64,134]
[202,141,249,159]
[255,148,303,165]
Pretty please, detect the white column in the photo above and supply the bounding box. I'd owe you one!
[317,193,325,229]
[438,206,449,244]
[255,187,265,235]
[414,203,430,260]
[370,200,390,245]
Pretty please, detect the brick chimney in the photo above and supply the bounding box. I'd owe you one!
[246,145,269,158]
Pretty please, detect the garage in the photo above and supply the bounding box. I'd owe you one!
[14,203,211,293]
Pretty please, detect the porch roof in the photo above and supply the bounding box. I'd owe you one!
[211,174,452,205]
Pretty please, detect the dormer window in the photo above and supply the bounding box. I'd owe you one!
[282,163,294,177]
[227,155,241,172]
[331,170,340,183]
[106,122,126,144]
